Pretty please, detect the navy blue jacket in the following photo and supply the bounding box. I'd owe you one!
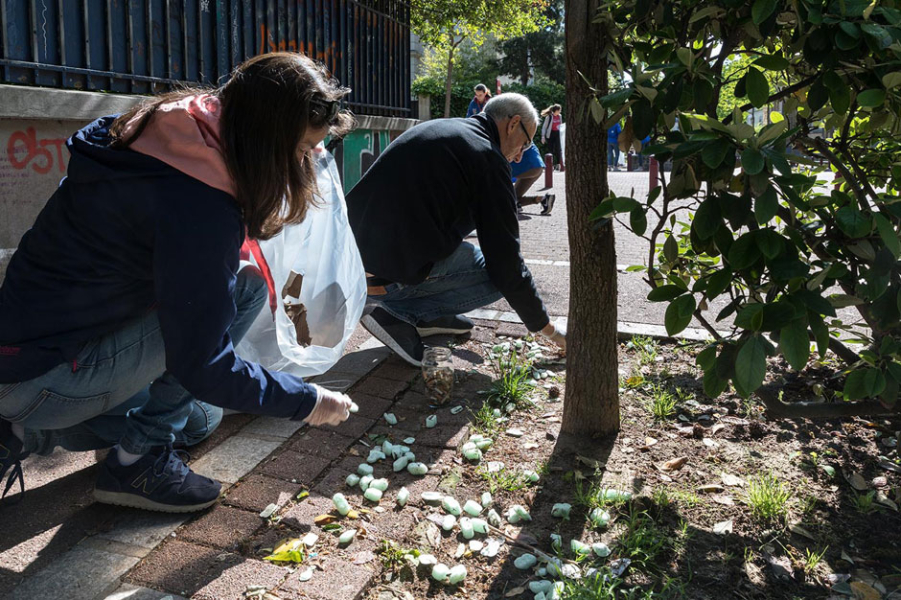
[346,115,549,332]
[0,116,317,420]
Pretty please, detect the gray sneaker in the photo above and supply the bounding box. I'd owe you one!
[540,194,556,216]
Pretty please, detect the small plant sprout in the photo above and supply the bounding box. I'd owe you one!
[628,334,659,365]
[803,546,828,574]
[487,347,535,408]
[746,472,791,522]
[647,383,678,421]
[377,540,420,572]
[851,490,879,514]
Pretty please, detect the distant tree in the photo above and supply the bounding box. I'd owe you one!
[497,0,565,85]
[411,0,549,117]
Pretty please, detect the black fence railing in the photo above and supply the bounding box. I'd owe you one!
[0,0,411,117]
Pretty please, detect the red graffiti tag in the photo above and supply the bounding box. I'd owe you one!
[6,127,67,175]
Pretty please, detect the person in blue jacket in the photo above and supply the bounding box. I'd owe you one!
[0,53,355,512]
[607,122,623,171]
[465,83,491,118]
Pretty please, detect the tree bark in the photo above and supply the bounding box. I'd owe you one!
[561,0,620,436]
[444,41,456,118]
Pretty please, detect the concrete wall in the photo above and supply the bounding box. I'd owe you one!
[0,84,417,282]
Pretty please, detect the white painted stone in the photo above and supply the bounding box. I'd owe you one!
[189,435,281,484]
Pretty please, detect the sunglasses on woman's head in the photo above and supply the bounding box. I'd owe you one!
[310,99,340,123]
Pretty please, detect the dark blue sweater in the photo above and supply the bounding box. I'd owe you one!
[0,116,317,421]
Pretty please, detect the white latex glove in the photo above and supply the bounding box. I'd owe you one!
[541,137,546,144]
[539,321,567,351]
[304,383,353,426]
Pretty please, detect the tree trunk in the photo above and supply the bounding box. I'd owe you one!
[444,42,456,118]
[561,0,620,436]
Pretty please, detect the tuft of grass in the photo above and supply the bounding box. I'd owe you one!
[617,508,672,571]
[628,335,659,366]
[377,540,419,571]
[469,403,502,437]
[802,546,828,575]
[572,477,631,510]
[851,490,879,514]
[647,384,678,421]
[746,472,791,522]
[487,349,534,408]
[478,465,531,494]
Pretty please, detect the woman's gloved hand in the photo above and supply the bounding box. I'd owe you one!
[304,383,353,426]
[539,321,567,351]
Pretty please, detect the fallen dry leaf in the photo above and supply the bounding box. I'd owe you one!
[710,423,726,436]
[702,438,719,448]
[314,514,337,526]
[788,523,816,541]
[876,491,899,511]
[576,455,606,469]
[849,581,882,600]
[711,494,735,506]
[698,484,725,494]
[352,551,375,565]
[657,456,689,472]
[719,416,750,426]
[505,587,527,598]
[878,457,901,474]
[721,472,745,487]
[845,471,869,491]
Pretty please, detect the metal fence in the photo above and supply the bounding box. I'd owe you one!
[0,0,411,117]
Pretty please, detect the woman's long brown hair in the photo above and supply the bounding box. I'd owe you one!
[110,52,354,240]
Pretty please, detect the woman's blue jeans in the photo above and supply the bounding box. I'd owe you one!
[372,242,503,326]
[0,268,269,456]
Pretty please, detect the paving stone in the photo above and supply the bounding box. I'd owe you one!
[278,557,375,600]
[179,505,263,549]
[308,372,358,392]
[240,416,307,439]
[365,423,419,442]
[190,435,282,484]
[496,322,529,338]
[96,510,189,550]
[470,326,496,343]
[343,393,395,420]
[187,413,257,460]
[288,428,356,459]
[102,583,188,600]
[192,556,286,600]
[224,474,303,512]
[329,346,391,377]
[471,318,500,330]
[9,541,140,600]
[392,390,434,412]
[312,414,376,439]
[372,357,420,382]
[411,424,470,449]
[258,450,331,485]
[125,540,234,596]
[357,375,410,400]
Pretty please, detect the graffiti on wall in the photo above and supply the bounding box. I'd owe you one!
[0,120,74,248]
[332,128,402,192]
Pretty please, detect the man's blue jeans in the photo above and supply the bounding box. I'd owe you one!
[0,267,269,456]
[373,242,503,325]
[608,142,620,168]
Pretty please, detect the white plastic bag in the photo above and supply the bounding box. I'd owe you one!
[235,148,366,377]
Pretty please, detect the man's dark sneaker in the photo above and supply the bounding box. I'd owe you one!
[540,193,556,216]
[94,445,221,513]
[361,307,425,367]
[417,314,475,337]
[0,419,28,504]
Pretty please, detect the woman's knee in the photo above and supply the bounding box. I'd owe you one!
[236,264,270,310]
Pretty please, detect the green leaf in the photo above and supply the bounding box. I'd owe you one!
[754,55,790,70]
[665,294,696,336]
[647,285,686,302]
[697,346,717,371]
[705,268,733,299]
[835,206,873,238]
[630,207,648,236]
[612,197,640,212]
[632,99,655,139]
[742,148,765,175]
[808,313,829,357]
[728,232,762,270]
[780,320,810,370]
[702,138,731,169]
[769,256,810,280]
[676,47,693,67]
[746,67,770,108]
[589,199,616,221]
[756,229,784,259]
[761,301,798,331]
[703,368,729,398]
[807,81,829,111]
[874,214,900,258]
[752,0,778,23]
[844,367,887,400]
[735,304,765,331]
[883,72,901,90]
[795,290,837,317]
[663,235,679,264]
[693,197,722,240]
[755,186,779,224]
[858,89,886,108]
[735,335,767,396]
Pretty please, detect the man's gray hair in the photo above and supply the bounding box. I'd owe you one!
[483,93,539,129]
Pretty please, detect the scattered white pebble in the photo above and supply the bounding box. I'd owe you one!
[514,553,537,570]
[431,563,450,581]
[302,533,318,548]
[506,428,524,437]
[297,567,314,582]
[259,504,278,519]
[338,529,357,545]
[383,412,398,425]
[425,415,438,428]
